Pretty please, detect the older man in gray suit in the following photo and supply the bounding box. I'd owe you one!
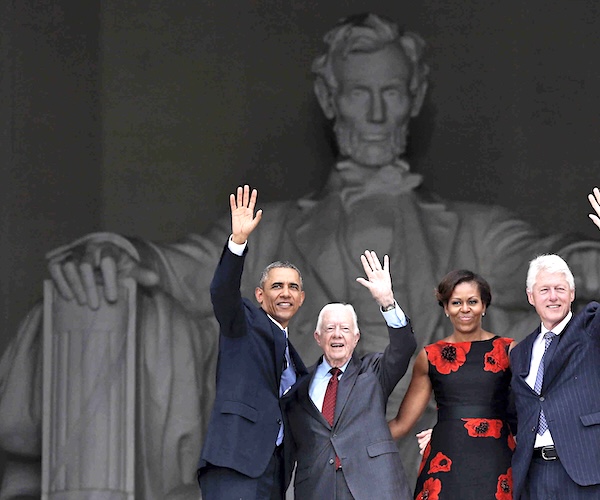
[284,250,417,500]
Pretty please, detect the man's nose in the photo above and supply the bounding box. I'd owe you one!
[368,92,386,123]
[548,289,558,300]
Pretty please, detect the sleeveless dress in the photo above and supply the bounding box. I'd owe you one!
[414,336,515,500]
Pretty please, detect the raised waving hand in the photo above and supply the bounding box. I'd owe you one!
[230,185,263,245]
[356,250,395,308]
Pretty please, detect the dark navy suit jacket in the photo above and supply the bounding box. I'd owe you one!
[197,244,307,489]
[510,302,600,499]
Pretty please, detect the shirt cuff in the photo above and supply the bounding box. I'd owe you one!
[228,235,247,256]
[382,302,408,328]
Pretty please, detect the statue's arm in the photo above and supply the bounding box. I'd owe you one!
[468,202,600,308]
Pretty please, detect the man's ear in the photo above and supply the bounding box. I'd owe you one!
[314,330,321,346]
[526,290,534,307]
[314,77,336,119]
[410,80,428,118]
[255,287,263,304]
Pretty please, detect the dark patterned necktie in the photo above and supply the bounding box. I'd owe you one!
[534,331,555,435]
[279,336,296,397]
[276,333,296,446]
[322,367,341,468]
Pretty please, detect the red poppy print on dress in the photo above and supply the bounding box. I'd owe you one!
[418,441,432,475]
[495,467,513,500]
[428,452,452,474]
[461,418,503,438]
[426,342,471,375]
[483,338,512,373]
[507,433,516,451]
[416,477,441,500]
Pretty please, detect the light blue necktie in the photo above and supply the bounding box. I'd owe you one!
[534,331,555,435]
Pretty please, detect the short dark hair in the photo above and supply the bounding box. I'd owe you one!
[258,261,303,289]
[435,269,492,308]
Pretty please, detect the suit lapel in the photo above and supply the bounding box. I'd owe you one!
[332,356,360,426]
[297,362,332,427]
[542,315,579,391]
[516,328,539,380]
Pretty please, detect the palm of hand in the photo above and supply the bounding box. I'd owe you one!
[231,207,256,238]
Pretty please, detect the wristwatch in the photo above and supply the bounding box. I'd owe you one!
[381,302,396,312]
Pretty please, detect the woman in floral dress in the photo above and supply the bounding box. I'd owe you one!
[388,270,516,500]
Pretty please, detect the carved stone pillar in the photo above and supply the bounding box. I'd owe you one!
[42,279,136,500]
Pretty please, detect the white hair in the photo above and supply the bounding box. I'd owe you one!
[315,303,359,334]
[526,254,575,291]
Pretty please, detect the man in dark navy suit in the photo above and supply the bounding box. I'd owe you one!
[509,187,600,499]
[197,184,307,499]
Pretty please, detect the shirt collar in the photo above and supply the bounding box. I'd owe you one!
[540,310,572,336]
[267,314,287,336]
[315,356,351,378]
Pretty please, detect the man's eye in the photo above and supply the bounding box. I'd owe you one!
[383,88,400,97]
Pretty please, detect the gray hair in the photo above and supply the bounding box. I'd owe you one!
[526,254,575,291]
[311,13,429,97]
[315,303,359,334]
[258,261,303,289]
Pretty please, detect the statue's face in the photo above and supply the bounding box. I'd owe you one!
[331,44,414,168]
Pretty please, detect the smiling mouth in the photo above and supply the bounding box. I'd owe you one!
[331,343,344,348]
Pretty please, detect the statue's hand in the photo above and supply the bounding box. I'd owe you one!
[47,234,159,309]
[230,185,263,244]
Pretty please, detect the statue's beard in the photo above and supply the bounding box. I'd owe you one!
[334,121,409,167]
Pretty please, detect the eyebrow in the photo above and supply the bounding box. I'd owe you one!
[270,281,300,288]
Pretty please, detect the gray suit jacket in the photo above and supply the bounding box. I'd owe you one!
[284,322,417,500]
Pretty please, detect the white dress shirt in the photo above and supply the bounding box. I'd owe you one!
[525,311,572,448]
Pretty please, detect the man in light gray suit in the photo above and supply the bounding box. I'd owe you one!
[284,250,417,499]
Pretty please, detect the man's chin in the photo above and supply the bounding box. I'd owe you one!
[347,148,399,168]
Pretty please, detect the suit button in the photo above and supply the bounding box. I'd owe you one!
[539,397,545,402]
[531,427,536,432]
[329,458,334,465]
[333,434,337,438]
[277,419,282,424]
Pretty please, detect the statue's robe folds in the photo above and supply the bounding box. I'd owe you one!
[0,185,591,498]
